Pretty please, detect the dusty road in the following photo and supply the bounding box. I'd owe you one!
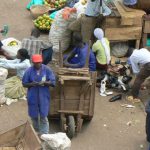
[0,0,149,149]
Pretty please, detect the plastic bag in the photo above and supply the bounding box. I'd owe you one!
[111,42,128,58]
[5,76,26,99]
[26,0,44,10]
[49,9,77,53]
[74,1,87,18]
[50,11,59,20]
[0,68,8,104]
[41,133,71,150]
[2,38,21,58]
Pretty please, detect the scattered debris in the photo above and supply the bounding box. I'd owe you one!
[121,104,135,108]
[140,144,144,149]
[103,124,107,127]
[126,121,132,126]
[6,98,18,106]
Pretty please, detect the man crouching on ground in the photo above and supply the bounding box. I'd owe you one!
[22,54,55,135]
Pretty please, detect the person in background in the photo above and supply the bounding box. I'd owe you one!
[68,0,111,43]
[0,40,12,59]
[22,54,55,135]
[0,49,31,99]
[127,48,150,103]
[92,28,111,70]
[22,28,53,65]
[63,32,96,71]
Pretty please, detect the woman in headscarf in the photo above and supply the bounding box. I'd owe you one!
[92,28,111,70]
[0,48,31,99]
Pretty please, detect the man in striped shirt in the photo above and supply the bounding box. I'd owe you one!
[21,28,53,64]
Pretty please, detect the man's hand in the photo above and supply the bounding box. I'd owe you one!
[43,81,51,86]
[30,82,39,87]
[64,61,71,67]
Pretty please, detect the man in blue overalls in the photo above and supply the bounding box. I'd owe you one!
[22,54,55,135]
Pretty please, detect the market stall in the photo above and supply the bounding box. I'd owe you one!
[102,1,146,49]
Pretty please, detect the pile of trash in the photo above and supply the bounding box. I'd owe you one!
[41,133,71,150]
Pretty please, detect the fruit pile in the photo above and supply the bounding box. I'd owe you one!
[44,0,66,9]
[34,14,53,31]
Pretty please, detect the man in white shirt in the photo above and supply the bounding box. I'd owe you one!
[128,48,150,102]
[68,0,111,43]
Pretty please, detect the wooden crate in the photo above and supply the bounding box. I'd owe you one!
[50,72,97,119]
[143,20,150,33]
[104,26,142,41]
[102,1,145,49]
[0,122,41,150]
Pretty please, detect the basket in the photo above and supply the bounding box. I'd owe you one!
[30,5,51,19]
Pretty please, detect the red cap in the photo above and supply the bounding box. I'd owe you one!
[32,54,43,63]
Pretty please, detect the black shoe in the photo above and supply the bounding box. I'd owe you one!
[122,76,132,84]
[109,94,122,102]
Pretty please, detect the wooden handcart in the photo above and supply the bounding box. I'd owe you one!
[49,42,97,138]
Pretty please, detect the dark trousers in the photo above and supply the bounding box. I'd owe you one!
[42,47,53,65]
[131,62,150,98]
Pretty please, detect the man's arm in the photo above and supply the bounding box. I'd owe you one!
[23,82,39,88]
[0,60,29,70]
[63,50,82,68]
[44,67,56,87]
[22,68,38,88]
[130,57,140,74]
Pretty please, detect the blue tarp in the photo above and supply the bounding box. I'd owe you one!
[27,0,44,10]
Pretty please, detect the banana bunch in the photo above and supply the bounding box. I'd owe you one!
[7,41,18,46]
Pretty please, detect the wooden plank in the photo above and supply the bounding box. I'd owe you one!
[0,124,25,147]
[114,1,145,26]
[58,110,84,114]
[59,41,63,68]
[135,40,140,49]
[23,122,41,150]
[105,27,142,41]
[142,33,147,48]
[144,20,150,33]
[59,76,91,81]
[104,17,121,28]
[88,72,96,116]
[0,148,16,150]
[58,68,89,75]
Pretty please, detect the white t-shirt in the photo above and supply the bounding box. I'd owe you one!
[0,59,31,78]
[130,48,150,74]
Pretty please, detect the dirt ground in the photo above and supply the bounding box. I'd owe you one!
[0,0,149,150]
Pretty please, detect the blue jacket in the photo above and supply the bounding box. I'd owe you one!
[22,64,55,118]
[69,44,96,71]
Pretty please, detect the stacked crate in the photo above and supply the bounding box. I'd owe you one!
[102,1,146,48]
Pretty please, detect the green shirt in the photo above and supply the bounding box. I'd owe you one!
[92,38,110,65]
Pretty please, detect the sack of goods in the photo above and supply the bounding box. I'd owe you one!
[5,76,26,99]
[49,8,77,53]
[0,68,8,104]
[41,133,71,150]
[2,37,21,58]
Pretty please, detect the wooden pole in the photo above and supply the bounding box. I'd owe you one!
[85,40,91,68]
[59,41,63,67]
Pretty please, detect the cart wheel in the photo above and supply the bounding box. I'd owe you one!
[67,115,75,139]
